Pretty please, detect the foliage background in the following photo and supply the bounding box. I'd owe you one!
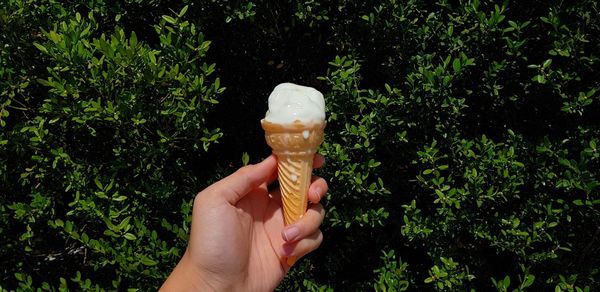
[1,0,599,291]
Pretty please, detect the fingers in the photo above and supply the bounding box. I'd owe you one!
[212,155,277,204]
[281,204,325,243]
[309,154,326,204]
[266,167,279,185]
[308,176,328,204]
[313,154,325,169]
[280,231,323,263]
[278,204,325,267]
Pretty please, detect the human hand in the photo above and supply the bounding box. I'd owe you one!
[161,154,328,291]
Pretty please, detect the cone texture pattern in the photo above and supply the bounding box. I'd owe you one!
[261,120,325,225]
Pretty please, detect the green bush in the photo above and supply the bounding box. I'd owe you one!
[1,1,222,290]
[1,0,599,291]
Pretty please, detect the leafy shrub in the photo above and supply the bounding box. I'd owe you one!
[1,0,599,291]
[1,1,222,290]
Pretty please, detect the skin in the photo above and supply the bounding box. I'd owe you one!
[161,154,328,291]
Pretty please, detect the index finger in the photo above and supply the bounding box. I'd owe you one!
[212,155,277,204]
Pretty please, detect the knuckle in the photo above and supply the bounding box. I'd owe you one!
[194,191,205,205]
[234,165,254,185]
[316,230,324,246]
[236,165,253,176]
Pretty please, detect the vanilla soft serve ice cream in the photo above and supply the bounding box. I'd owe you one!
[264,83,325,124]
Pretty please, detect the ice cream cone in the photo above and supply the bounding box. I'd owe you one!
[261,120,326,226]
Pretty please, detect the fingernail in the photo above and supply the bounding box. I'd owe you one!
[313,187,322,199]
[283,226,300,242]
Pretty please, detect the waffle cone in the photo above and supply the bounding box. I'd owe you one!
[261,120,326,225]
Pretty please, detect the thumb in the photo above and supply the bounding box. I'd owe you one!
[215,155,277,204]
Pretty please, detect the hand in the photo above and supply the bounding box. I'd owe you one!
[161,154,328,291]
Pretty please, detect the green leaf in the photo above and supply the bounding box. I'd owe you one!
[452,58,461,72]
[521,275,535,288]
[33,42,48,53]
[54,219,64,227]
[113,195,127,202]
[179,5,189,17]
[118,217,131,230]
[162,15,177,24]
[48,30,62,43]
[94,178,103,190]
[503,275,511,287]
[36,79,50,87]
[140,256,157,266]
[123,233,137,240]
[129,31,138,47]
[148,52,157,64]
[104,229,118,237]
[242,152,249,166]
[15,273,23,281]
[534,75,546,84]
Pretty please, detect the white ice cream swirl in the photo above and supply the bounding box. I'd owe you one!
[264,83,325,124]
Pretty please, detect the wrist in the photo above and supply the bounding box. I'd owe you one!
[161,251,231,291]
